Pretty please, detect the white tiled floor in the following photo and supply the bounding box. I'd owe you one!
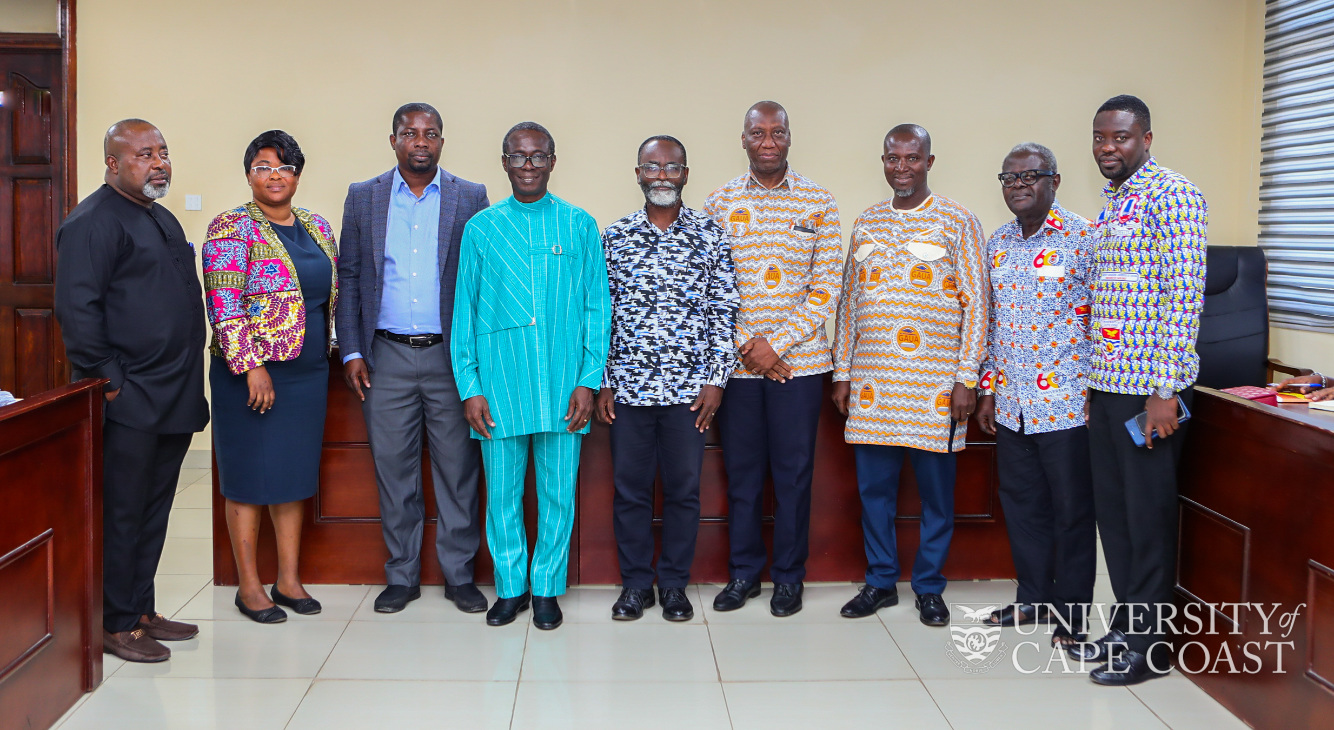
[53,457,1251,730]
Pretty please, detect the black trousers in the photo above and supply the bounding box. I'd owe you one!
[102,420,192,633]
[717,374,824,583]
[995,422,1096,626]
[1087,387,1192,657]
[609,403,705,589]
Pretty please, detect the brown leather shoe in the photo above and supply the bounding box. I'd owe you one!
[104,627,170,663]
[138,613,199,641]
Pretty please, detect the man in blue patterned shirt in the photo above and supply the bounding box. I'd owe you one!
[596,135,738,622]
[975,142,1096,648]
[1071,95,1207,687]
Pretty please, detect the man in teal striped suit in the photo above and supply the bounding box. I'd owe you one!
[451,121,611,630]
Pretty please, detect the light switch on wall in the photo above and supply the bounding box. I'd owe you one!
[184,194,202,211]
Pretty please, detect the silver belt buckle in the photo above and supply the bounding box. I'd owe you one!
[552,243,562,255]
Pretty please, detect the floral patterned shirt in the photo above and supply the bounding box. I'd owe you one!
[979,202,1096,434]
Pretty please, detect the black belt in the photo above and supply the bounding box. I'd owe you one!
[375,329,443,348]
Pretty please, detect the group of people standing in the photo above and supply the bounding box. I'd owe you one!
[53,92,1205,689]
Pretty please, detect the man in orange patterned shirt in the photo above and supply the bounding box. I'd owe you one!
[703,101,843,617]
[831,125,988,626]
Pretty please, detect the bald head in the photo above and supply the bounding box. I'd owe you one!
[885,123,931,156]
[104,118,160,158]
[103,119,171,206]
[744,101,788,130]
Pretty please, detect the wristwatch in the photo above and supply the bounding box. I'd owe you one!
[1153,385,1175,400]
[958,378,978,390]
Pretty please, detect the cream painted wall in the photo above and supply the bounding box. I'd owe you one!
[0,0,58,33]
[1272,329,1334,373]
[74,0,1268,447]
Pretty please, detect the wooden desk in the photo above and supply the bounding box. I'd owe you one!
[0,380,104,730]
[213,354,1017,585]
[1177,387,1334,729]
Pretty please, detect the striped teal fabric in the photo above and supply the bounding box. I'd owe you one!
[451,193,612,439]
[481,432,581,598]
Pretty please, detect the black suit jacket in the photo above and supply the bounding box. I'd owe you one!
[54,185,209,434]
[335,168,489,370]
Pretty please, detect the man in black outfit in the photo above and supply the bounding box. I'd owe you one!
[55,119,209,663]
[596,136,737,622]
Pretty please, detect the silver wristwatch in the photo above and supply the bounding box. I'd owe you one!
[1153,385,1175,400]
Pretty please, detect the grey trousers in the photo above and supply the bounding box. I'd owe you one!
[363,335,481,586]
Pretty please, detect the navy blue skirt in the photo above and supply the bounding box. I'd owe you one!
[211,221,330,505]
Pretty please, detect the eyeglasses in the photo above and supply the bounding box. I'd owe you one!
[638,163,685,179]
[504,153,552,169]
[252,165,297,178]
[997,169,1056,188]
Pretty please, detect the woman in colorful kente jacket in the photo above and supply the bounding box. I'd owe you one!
[203,130,337,624]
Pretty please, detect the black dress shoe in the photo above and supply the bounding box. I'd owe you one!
[986,603,1048,627]
[1089,649,1170,686]
[270,585,322,615]
[612,587,654,621]
[374,584,421,613]
[770,582,803,617]
[487,592,531,626]
[532,596,562,630]
[235,592,287,624]
[841,585,899,618]
[659,587,694,622]
[713,579,761,612]
[445,583,489,613]
[1067,628,1128,662]
[915,593,949,626]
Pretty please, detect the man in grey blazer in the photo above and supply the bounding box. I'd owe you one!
[336,103,490,613]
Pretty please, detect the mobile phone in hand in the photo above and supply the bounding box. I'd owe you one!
[1126,396,1191,447]
[1275,382,1321,394]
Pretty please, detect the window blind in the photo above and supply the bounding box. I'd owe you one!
[1260,0,1334,331]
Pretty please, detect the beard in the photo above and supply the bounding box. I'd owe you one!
[641,181,680,207]
[142,180,170,199]
[893,186,915,198]
[1098,160,1126,180]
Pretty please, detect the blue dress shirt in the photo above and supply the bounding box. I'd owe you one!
[344,167,442,364]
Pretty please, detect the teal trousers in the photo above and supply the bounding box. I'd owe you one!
[480,432,581,598]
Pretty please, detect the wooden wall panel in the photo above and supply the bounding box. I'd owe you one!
[0,531,53,681]
[213,357,576,587]
[15,308,54,395]
[1307,561,1334,693]
[218,364,1014,588]
[1177,499,1249,623]
[8,73,53,163]
[12,178,54,284]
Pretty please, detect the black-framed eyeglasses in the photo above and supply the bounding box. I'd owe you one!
[997,169,1056,188]
[638,163,685,179]
[252,164,297,178]
[504,153,552,169]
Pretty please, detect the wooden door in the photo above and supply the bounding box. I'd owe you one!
[0,46,67,398]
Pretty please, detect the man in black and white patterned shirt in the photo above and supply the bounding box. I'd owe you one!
[596,135,738,622]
